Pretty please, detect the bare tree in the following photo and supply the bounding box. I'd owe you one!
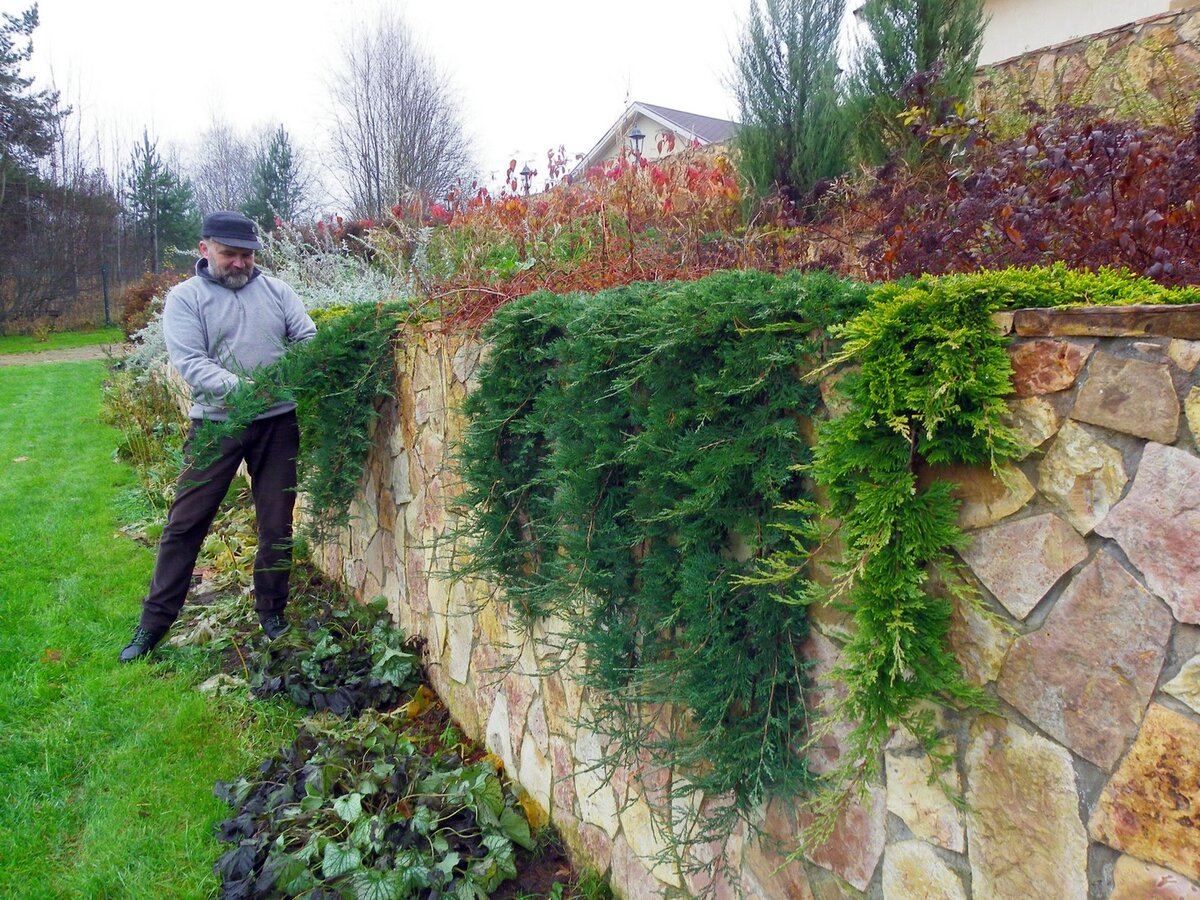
[189,117,254,214]
[328,11,472,219]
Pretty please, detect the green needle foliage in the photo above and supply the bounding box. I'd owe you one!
[769,264,1200,846]
[848,0,988,165]
[193,301,405,543]
[454,270,871,852]
[732,0,850,210]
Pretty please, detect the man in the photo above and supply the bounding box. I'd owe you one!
[119,211,317,662]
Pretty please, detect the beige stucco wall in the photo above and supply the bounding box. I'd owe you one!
[980,0,1174,65]
[315,306,1200,898]
[584,112,690,172]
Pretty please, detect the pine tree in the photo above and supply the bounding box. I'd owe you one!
[0,4,62,209]
[848,0,987,165]
[242,125,306,232]
[732,0,849,213]
[125,130,200,273]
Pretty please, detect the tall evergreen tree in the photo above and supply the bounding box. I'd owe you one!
[243,125,307,232]
[848,0,987,165]
[125,130,200,273]
[732,0,849,213]
[0,4,62,209]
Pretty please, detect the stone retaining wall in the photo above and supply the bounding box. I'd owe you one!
[314,309,1200,898]
[974,6,1200,126]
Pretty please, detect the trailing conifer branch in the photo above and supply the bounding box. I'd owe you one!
[192,302,406,544]
[777,264,1200,851]
[452,270,871,862]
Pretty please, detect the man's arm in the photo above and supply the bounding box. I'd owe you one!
[281,282,317,345]
[163,291,242,404]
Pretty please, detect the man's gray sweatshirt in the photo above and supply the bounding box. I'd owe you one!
[163,260,317,421]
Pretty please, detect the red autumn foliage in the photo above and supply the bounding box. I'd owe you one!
[358,103,1200,326]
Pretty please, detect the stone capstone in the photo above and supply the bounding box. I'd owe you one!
[958,512,1087,619]
[1008,338,1093,396]
[1090,704,1200,882]
[1110,855,1200,900]
[885,752,965,852]
[1096,441,1200,624]
[1038,420,1129,534]
[997,551,1172,770]
[965,716,1088,900]
[881,840,966,900]
[1072,351,1180,443]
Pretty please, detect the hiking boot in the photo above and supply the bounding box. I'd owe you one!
[260,614,291,640]
[119,625,165,663]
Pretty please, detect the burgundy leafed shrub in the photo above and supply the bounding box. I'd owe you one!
[868,105,1200,285]
[119,269,185,338]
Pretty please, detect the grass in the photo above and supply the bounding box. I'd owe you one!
[0,326,125,355]
[0,360,301,897]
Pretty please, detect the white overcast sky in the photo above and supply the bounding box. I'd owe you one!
[20,0,780,208]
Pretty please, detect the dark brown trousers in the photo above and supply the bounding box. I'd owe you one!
[139,410,300,633]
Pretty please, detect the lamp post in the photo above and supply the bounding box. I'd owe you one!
[628,126,645,157]
[520,164,534,195]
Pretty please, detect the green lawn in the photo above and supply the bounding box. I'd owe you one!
[0,360,300,897]
[0,326,125,355]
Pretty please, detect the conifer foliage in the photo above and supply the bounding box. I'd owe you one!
[732,0,849,210]
[454,270,871,846]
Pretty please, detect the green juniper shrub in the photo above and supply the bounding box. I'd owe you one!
[774,263,1200,847]
[453,270,872,856]
[192,301,406,543]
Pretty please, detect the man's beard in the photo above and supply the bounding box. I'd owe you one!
[212,267,250,290]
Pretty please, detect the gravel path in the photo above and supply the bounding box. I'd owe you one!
[0,344,130,367]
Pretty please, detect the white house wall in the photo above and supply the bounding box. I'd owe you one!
[980,0,1173,64]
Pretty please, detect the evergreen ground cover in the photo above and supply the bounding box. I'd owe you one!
[0,325,124,354]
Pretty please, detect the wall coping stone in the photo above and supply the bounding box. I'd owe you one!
[998,304,1200,339]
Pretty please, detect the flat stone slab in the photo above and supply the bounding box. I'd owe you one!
[948,587,1016,685]
[885,751,964,852]
[1002,396,1062,457]
[1096,441,1200,623]
[966,716,1088,900]
[797,785,887,892]
[1111,855,1200,899]
[919,461,1036,531]
[1091,704,1200,882]
[1038,420,1128,534]
[959,512,1087,619]
[997,551,1172,770]
[882,840,966,900]
[1013,304,1200,339]
[1169,339,1200,372]
[1164,655,1200,716]
[1008,338,1093,396]
[1072,352,1179,443]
